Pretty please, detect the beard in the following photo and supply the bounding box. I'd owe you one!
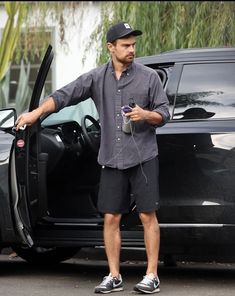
[116,54,134,65]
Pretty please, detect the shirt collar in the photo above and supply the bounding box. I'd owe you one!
[108,60,136,75]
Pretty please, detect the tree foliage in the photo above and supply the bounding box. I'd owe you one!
[2,2,234,67]
[13,1,81,63]
[0,1,82,65]
[89,1,235,65]
[0,2,26,81]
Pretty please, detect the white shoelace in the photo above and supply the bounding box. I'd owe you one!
[141,275,154,285]
[140,274,160,286]
[100,274,113,286]
[100,273,121,287]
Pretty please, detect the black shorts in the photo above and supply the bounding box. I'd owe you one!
[97,157,160,214]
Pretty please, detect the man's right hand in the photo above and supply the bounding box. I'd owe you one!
[15,107,43,131]
[15,96,56,131]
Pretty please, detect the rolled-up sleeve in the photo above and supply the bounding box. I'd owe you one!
[149,72,170,127]
[50,71,93,112]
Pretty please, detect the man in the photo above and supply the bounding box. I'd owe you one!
[16,22,170,294]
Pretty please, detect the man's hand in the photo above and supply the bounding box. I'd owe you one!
[15,97,56,131]
[127,104,163,125]
[127,104,147,121]
[15,108,43,131]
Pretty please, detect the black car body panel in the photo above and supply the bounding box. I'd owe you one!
[9,45,54,247]
[0,131,16,243]
[0,46,235,263]
[136,47,235,261]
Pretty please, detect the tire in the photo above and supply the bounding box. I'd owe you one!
[12,246,79,264]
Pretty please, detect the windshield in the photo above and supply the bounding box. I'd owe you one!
[42,98,98,126]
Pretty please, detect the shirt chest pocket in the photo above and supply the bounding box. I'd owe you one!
[129,89,149,109]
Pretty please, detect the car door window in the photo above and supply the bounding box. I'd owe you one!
[173,63,235,120]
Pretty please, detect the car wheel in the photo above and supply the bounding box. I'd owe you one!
[11,246,80,264]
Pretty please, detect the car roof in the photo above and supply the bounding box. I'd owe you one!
[135,47,235,65]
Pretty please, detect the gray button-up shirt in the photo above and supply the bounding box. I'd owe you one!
[51,60,170,170]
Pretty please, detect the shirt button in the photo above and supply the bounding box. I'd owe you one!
[117,113,120,117]
[118,89,121,92]
[117,138,120,141]
[117,126,120,129]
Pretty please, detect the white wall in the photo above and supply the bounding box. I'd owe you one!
[53,2,102,89]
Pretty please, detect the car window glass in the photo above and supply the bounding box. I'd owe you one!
[0,109,15,129]
[173,63,235,120]
[42,98,98,126]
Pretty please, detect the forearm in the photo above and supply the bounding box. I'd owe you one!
[143,110,163,125]
[128,105,163,126]
[38,96,56,115]
[16,96,56,130]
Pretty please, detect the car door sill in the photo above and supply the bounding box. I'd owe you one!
[40,216,104,225]
[160,223,229,228]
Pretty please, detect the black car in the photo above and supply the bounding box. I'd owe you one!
[0,46,235,264]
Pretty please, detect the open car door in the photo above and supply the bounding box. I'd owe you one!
[11,45,54,246]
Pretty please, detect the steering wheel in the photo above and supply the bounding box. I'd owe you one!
[81,115,101,154]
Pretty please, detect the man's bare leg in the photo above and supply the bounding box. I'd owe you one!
[139,211,160,276]
[104,213,122,277]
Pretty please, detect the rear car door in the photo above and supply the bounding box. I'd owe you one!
[11,45,54,246]
[158,61,235,239]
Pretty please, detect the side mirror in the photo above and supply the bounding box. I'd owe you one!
[0,108,17,132]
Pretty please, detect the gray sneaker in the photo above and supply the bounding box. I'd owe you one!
[134,274,160,294]
[94,273,123,294]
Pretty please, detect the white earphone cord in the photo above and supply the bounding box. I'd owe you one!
[105,116,148,184]
[130,122,148,184]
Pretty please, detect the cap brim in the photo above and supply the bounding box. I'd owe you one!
[118,29,142,40]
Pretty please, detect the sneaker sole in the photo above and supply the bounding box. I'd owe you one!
[133,287,160,294]
[94,287,124,294]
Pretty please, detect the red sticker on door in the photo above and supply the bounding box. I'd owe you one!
[17,139,25,148]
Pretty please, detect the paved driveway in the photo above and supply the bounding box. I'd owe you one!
[0,248,235,296]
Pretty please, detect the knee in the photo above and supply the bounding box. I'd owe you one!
[104,213,122,226]
[139,212,158,227]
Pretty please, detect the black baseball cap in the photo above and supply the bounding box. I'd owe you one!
[106,21,142,43]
